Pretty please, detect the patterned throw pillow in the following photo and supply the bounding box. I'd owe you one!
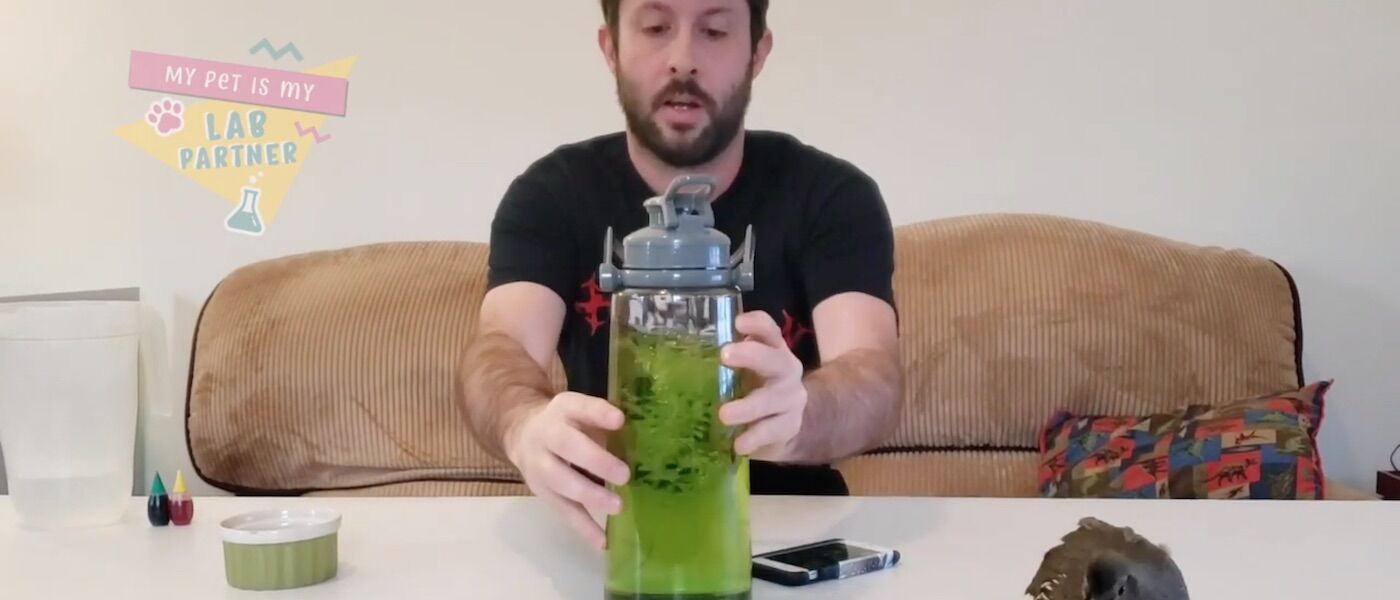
[1038,381,1330,500]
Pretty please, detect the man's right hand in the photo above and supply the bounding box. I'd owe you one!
[503,392,631,550]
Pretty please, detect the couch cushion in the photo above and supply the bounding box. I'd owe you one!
[1037,381,1330,500]
[886,213,1303,450]
[835,451,1042,497]
[185,241,561,494]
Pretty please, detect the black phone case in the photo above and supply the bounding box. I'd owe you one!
[752,539,899,587]
[752,561,817,586]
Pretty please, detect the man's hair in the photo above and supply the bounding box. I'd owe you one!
[600,0,769,52]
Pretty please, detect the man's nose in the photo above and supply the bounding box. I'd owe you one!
[667,28,698,77]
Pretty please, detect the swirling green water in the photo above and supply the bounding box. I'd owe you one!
[605,330,751,600]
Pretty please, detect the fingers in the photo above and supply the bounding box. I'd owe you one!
[511,392,629,551]
[719,387,797,427]
[735,311,785,348]
[721,340,799,381]
[734,411,803,457]
[718,318,808,456]
[541,453,623,516]
[546,423,630,486]
[539,489,607,550]
[557,392,625,431]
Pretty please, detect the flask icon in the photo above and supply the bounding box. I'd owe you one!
[225,186,265,236]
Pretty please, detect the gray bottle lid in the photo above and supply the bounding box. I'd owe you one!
[598,175,755,292]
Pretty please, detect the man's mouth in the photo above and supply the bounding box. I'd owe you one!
[661,95,703,112]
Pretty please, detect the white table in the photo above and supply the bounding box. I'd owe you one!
[2,495,1393,598]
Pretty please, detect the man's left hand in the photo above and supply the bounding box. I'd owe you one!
[718,311,807,462]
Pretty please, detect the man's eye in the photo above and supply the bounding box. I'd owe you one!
[703,28,728,40]
[642,24,669,35]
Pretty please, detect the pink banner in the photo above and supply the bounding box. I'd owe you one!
[128,50,348,116]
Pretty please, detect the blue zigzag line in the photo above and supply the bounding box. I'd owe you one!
[248,38,303,61]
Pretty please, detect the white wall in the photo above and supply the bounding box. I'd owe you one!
[1,0,1396,495]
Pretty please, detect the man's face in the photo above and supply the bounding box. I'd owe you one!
[607,0,765,167]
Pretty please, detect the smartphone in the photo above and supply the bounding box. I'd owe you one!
[752,538,900,586]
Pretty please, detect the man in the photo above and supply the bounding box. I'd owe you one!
[458,0,902,550]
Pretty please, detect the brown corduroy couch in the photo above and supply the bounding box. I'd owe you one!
[184,213,1372,499]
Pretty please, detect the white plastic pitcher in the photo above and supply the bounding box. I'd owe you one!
[0,301,139,529]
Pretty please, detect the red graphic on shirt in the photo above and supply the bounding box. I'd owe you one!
[781,310,813,352]
[575,274,611,335]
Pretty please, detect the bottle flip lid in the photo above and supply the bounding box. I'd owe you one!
[599,175,755,292]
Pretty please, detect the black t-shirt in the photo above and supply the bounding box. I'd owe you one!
[486,130,896,495]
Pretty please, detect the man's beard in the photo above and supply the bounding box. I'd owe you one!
[617,67,752,168]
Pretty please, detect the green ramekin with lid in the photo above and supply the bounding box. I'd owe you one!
[220,508,342,591]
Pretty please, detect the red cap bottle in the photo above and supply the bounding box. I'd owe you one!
[169,470,194,526]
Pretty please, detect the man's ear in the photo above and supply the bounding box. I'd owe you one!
[750,28,774,78]
[599,25,619,75]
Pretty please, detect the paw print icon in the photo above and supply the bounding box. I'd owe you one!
[145,97,184,136]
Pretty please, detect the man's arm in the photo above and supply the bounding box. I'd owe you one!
[463,164,630,550]
[791,291,902,462]
[718,169,901,464]
[457,282,565,463]
[456,282,630,550]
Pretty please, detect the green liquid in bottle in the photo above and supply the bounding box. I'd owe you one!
[606,329,751,600]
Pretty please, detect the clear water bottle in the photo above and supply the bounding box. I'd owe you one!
[599,175,756,600]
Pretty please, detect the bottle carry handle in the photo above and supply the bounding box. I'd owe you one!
[653,175,716,230]
[599,174,755,293]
